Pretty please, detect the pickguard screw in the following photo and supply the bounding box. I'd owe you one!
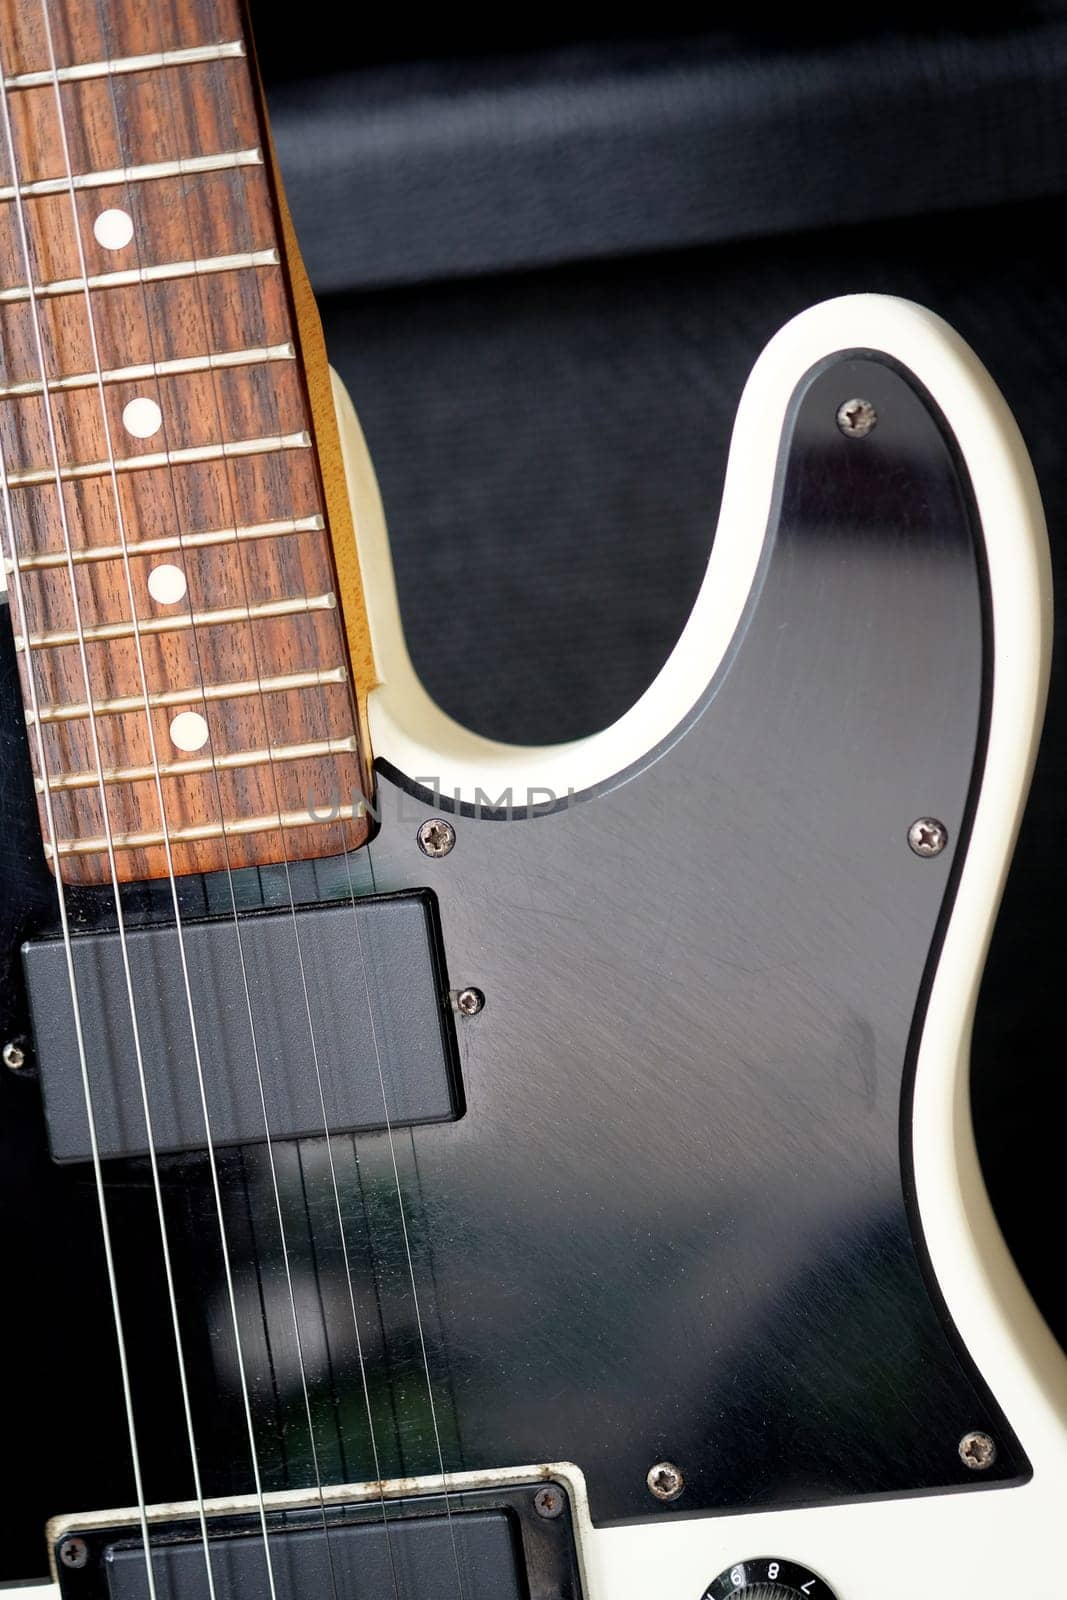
[908,817,948,857]
[417,818,456,858]
[959,1430,996,1470]
[456,988,485,1017]
[533,1484,564,1519]
[3,1040,26,1071]
[836,397,877,438]
[646,1460,685,1501]
[58,1538,89,1570]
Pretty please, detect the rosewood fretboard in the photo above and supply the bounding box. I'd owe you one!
[0,0,373,885]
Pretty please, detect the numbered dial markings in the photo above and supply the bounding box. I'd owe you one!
[702,1558,836,1600]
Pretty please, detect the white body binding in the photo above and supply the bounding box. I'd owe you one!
[17,295,1066,1599]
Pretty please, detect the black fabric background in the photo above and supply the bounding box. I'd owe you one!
[254,19,1067,1344]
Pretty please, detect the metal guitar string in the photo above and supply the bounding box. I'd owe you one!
[5,14,462,1595]
[214,84,470,1594]
[89,0,413,1584]
[0,43,155,1600]
[19,10,280,1598]
[151,35,468,1591]
[25,16,238,1586]
[3,23,274,1600]
[84,0,351,1559]
[150,54,410,1586]
[0,491,159,1598]
[36,7,338,1598]
[108,18,460,1593]
[339,839,467,1600]
[219,65,469,1598]
[84,5,396,1594]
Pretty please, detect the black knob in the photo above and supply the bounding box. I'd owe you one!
[702,1558,836,1600]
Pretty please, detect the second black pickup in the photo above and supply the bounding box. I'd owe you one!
[24,890,461,1164]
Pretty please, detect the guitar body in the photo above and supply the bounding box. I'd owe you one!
[2,292,1065,1599]
[0,3,1062,1592]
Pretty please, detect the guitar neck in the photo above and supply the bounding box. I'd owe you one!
[0,0,373,887]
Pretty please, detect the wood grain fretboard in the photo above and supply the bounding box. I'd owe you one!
[0,0,374,885]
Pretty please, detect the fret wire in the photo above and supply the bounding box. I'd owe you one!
[0,249,279,304]
[0,2,368,890]
[1,10,387,1582]
[42,735,359,790]
[31,666,349,723]
[32,11,303,1592]
[58,18,379,1599]
[20,591,336,649]
[0,148,261,203]
[7,430,310,488]
[3,41,245,91]
[9,513,323,570]
[52,803,363,857]
[0,342,295,399]
[0,32,161,1600]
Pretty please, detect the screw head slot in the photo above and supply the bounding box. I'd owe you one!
[646,1460,685,1501]
[533,1484,565,1519]
[456,988,485,1016]
[908,817,948,857]
[959,1430,996,1470]
[417,818,456,858]
[836,397,878,438]
[59,1538,89,1570]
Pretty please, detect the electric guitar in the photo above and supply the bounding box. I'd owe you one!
[1,4,1065,1600]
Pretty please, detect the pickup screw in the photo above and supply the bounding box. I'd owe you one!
[58,1538,89,1570]
[456,988,485,1017]
[908,817,948,857]
[533,1484,564,1519]
[836,397,877,438]
[417,818,456,858]
[959,1430,996,1470]
[3,1040,26,1071]
[646,1461,685,1501]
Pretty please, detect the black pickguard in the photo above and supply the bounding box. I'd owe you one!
[0,354,1028,1580]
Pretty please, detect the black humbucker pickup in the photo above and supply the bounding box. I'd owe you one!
[24,891,462,1164]
[50,1481,582,1600]
[103,1511,525,1600]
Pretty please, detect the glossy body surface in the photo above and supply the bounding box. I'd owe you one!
[354,356,1021,1519]
[0,354,1035,1587]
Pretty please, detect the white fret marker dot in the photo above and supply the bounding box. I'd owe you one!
[169,711,208,752]
[147,563,187,605]
[93,208,134,250]
[122,396,162,439]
